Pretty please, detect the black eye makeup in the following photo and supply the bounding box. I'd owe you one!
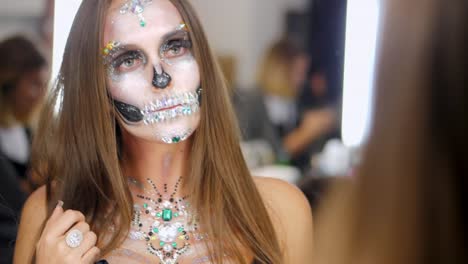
[161,39,192,58]
[159,30,193,63]
[112,50,147,73]
[103,43,149,81]
[103,26,193,81]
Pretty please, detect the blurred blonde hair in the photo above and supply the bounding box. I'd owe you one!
[257,38,303,98]
[315,0,467,264]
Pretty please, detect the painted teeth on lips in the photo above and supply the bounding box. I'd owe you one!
[142,103,200,125]
[143,90,199,114]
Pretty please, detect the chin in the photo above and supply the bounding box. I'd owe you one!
[123,114,200,144]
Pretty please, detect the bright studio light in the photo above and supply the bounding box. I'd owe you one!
[51,0,83,80]
[341,0,381,147]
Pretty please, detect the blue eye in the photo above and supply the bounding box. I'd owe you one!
[162,39,192,59]
[123,58,135,67]
[113,51,145,73]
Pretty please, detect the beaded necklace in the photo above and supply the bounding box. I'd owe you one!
[128,177,203,264]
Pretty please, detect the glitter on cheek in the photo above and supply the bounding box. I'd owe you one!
[107,70,153,124]
[109,69,150,94]
[162,55,200,92]
[165,54,196,71]
[161,48,196,68]
[107,66,123,82]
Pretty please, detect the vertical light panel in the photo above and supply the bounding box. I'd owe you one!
[341,0,380,147]
[51,0,83,79]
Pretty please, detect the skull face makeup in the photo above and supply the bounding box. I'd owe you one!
[104,0,201,144]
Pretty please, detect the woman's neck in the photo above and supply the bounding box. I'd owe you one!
[120,130,191,197]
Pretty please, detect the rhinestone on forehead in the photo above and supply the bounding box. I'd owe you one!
[119,0,154,27]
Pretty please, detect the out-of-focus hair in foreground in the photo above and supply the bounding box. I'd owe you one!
[315,0,467,264]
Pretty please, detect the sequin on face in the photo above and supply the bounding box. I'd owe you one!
[119,0,154,27]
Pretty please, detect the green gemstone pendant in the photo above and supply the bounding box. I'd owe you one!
[162,209,173,221]
[172,136,181,143]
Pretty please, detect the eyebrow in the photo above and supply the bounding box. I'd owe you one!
[109,29,188,56]
[160,29,188,42]
[108,45,142,58]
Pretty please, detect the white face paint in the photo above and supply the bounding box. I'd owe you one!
[103,0,201,144]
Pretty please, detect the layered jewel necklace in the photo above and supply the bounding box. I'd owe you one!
[128,177,203,264]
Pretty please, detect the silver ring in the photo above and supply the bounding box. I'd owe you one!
[65,229,83,248]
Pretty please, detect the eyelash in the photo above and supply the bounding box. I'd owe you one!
[108,38,191,74]
[113,51,145,70]
[162,39,192,58]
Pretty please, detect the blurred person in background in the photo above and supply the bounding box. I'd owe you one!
[297,65,341,173]
[315,0,467,264]
[257,38,308,138]
[256,38,336,170]
[0,36,47,193]
[0,36,46,192]
[0,35,47,263]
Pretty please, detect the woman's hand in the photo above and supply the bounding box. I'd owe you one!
[35,201,100,264]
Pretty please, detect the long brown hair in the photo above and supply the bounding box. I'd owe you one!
[32,0,282,263]
[315,0,467,264]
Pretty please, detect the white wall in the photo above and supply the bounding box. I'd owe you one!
[0,0,44,39]
[2,0,44,15]
[191,0,308,89]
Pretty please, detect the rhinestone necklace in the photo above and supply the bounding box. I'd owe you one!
[128,177,203,264]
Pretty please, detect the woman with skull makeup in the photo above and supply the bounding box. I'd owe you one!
[13,1,312,264]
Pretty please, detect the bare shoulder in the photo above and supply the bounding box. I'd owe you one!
[253,176,309,206]
[253,176,312,221]
[21,184,48,221]
[253,176,313,263]
[14,185,48,264]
